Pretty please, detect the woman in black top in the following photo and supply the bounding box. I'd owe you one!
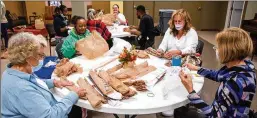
[53,5,69,37]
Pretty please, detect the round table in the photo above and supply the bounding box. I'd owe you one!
[52,55,204,116]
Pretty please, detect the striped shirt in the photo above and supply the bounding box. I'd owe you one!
[188,60,256,117]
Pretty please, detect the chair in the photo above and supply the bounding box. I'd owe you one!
[196,39,204,55]
[45,24,56,56]
[196,39,204,66]
[55,39,64,59]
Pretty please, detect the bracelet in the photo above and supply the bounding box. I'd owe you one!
[189,90,196,94]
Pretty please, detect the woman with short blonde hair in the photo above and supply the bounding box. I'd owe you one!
[158,9,198,59]
[180,27,256,117]
[1,32,86,118]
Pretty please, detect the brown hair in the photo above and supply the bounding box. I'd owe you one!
[216,27,253,64]
[168,9,193,36]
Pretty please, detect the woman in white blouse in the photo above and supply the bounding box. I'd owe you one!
[157,9,198,59]
[113,4,127,25]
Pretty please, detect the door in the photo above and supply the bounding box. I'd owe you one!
[133,2,154,26]
[181,1,203,30]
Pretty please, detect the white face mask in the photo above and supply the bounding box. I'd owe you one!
[175,24,184,31]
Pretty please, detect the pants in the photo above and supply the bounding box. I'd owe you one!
[1,23,8,48]
[138,37,154,50]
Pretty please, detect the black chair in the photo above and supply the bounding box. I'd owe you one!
[55,39,64,59]
[45,24,56,56]
[196,39,204,55]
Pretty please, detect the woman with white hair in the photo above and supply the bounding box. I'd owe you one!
[86,9,111,41]
[1,32,86,118]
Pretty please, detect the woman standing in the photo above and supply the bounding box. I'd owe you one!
[1,1,8,49]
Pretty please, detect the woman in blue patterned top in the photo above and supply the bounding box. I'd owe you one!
[180,27,256,117]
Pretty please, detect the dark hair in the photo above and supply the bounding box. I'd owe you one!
[113,4,119,8]
[54,7,60,14]
[59,5,67,12]
[71,15,85,25]
[113,4,120,13]
[136,5,145,13]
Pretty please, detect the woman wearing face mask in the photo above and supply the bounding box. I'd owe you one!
[53,5,69,38]
[112,4,127,25]
[179,27,256,117]
[157,9,198,59]
[60,16,91,59]
[1,32,86,118]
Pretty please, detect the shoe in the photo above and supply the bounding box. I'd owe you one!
[161,110,174,117]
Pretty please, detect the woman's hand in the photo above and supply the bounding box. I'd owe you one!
[53,79,74,88]
[124,27,130,32]
[156,49,164,56]
[179,70,194,93]
[183,63,200,71]
[67,85,87,97]
[163,51,173,59]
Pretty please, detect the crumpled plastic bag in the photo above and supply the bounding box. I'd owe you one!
[105,38,132,56]
[76,31,109,59]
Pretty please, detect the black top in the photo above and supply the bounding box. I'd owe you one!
[53,14,68,37]
[139,14,154,41]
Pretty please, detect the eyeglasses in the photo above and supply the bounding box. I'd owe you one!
[213,46,218,50]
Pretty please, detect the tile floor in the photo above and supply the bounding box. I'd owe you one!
[1,31,256,118]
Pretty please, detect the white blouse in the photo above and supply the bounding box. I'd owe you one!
[158,28,198,55]
[117,13,126,24]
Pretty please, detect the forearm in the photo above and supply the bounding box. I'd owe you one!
[197,68,221,82]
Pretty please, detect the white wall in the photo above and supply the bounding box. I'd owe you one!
[244,1,257,20]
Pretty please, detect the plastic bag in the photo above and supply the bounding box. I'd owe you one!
[105,38,132,56]
[76,31,109,59]
[35,19,45,29]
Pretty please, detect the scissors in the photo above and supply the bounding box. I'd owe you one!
[147,71,167,97]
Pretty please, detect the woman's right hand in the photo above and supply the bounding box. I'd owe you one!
[68,85,87,97]
[183,63,200,71]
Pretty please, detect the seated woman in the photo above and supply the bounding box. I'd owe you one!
[86,9,112,40]
[60,16,91,59]
[112,4,127,25]
[1,32,86,118]
[157,9,198,59]
[53,5,69,38]
[180,27,256,117]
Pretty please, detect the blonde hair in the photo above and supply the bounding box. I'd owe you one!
[7,32,40,65]
[168,9,193,36]
[216,27,253,64]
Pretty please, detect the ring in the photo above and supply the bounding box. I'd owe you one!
[147,93,155,97]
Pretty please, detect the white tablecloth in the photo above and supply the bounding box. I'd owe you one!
[107,26,134,38]
[52,55,204,115]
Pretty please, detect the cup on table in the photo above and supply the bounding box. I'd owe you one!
[171,55,181,66]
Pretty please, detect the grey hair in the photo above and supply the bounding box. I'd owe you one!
[8,32,40,65]
[36,35,47,47]
[87,8,96,20]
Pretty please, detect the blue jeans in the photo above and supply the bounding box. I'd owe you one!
[1,23,9,48]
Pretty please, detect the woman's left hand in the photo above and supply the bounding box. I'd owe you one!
[179,70,194,93]
[54,79,74,88]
